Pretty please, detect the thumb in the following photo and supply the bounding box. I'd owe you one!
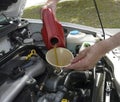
[66,59,87,70]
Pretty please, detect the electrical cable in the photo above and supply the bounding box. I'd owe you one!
[93,0,106,39]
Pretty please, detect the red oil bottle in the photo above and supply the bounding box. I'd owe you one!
[41,8,65,49]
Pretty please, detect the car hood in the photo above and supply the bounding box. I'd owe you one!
[0,0,26,18]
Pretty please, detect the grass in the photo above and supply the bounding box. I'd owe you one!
[23,0,120,28]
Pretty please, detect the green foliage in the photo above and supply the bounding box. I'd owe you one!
[23,0,120,28]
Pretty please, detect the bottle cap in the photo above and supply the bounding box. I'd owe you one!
[70,30,80,35]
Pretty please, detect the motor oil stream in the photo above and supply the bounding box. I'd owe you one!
[54,44,61,73]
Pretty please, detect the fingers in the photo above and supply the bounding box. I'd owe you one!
[65,47,94,70]
[66,59,89,70]
[66,59,94,71]
[71,48,88,64]
[42,1,57,15]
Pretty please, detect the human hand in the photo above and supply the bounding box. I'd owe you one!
[66,32,120,71]
[42,0,59,15]
[66,42,106,70]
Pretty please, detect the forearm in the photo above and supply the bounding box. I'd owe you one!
[104,32,120,52]
[95,32,120,56]
[109,32,120,48]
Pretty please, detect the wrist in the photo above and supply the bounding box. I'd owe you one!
[46,0,60,4]
[93,39,112,57]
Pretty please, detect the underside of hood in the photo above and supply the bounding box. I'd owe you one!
[0,0,18,11]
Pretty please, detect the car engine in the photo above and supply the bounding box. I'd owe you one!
[0,15,120,102]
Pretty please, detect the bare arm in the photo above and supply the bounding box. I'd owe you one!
[66,32,120,70]
[105,32,120,51]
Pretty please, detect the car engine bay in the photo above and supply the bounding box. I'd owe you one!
[0,14,120,102]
